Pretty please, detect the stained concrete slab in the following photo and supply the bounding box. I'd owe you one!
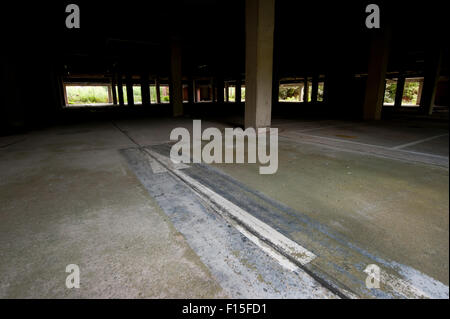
[0,122,227,298]
[273,118,449,150]
[280,132,448,167]
[141,142,447,298]
[120,147,336,298]
[212,134,449,288]
[0,116,448,299]
[111,118,230,147]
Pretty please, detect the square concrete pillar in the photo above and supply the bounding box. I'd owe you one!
[211,78,216,102]
[363,30,390,120]
[394,73,405,108]
[244,0,275,129]
[107,85,112,103]
[126,74,134,106]
[322,78,328,104]
[216,75,224,104]
[235,78,242,103]
[416,78,424,106]
[155,77,161,104]
[420,49,442,115]
[117,72,124,106]
[188,76,194,104]
[170,38,183,117]
[62,84,68,106]
[311,75,318,103]
[225,82,229,102]
[140,72,150,105]
[111,73,118,105]
[303,78,309,103]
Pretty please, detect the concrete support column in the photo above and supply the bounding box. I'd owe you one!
[235,79,241,103]
[194,82,202,103]
[416,79,424,106]
[107,85,112,103]
[420,49,442,115]
[217,76,224,104]
[225,82,229,102]
[155,77,161,104]
[1,59,25,130]
[117,72,124,106]
[363,30,390,120]
[188,77,194,104]
[244,0,275,129]
[322,76,329,103]
[394,73,405,108]
[211,78,216,102]
[111,74,118,105]
[140,72,150,105]
[63,84,69,106]
[52,73,65,110]
[170,38,183,116]
[126,74,134,106]
[303,79,309,103]
[311,75,318,103]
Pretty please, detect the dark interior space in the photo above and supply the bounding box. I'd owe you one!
[0,0,448,299]
[1,0,448,134]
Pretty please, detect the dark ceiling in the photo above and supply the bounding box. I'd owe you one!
[2,0,448,79]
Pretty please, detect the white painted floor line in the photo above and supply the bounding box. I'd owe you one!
[233,224,300,272]
[144,153,168,174]
[142,147,449,299]
[146,148,190,170]
[295,123,350,133]
[289,131,400,149]
[284,131,449,160]
[391,133,449,150]
[144,148,316,267]
[393,148,449,160]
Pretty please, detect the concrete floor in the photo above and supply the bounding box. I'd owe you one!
[0,120,227,298]
[214,118,449,297]
[0,116,448,298]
